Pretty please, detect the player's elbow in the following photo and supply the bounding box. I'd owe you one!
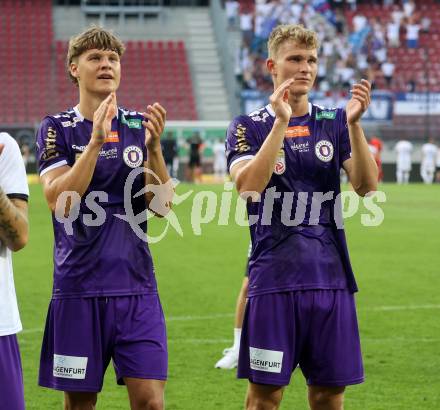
[9,229,29,252]
[235,172,263,201]
[354,182,378,197]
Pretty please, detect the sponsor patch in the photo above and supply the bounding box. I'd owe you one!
[290,141,310,153]
[285,126,310,138]
[42,127,59,160]
[123,145,143,168]
[316,110,337,120]
[105,131,119,143]
[250,347,283,373]
[274,148,286,175]
[53,354,88,379]
[315,140,334,162]
[121,114,142,129]
[235,124,250,153]
[127,118,142,129]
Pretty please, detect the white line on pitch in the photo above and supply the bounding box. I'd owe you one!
[360,304,440,312]
[18,304,440,336]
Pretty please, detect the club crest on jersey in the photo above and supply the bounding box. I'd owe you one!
[315,140,334,162]
[123,145,143,168]
[274,149,286,175]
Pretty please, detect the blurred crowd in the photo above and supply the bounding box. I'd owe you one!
[227,0,431,93]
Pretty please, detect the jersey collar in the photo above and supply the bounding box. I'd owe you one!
[73,104,119,122]
[265,102,312,118]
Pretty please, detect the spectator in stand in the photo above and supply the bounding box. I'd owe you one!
[403,0,416,19]
[240,11,254,47]
[406,17,420,49]
[386,19,400,47]
[381,60,395,88]
[391,4,404,27]
[225,0,239,29]
[420,16,431,34]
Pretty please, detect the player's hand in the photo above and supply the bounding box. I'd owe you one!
[269,78,294,123]
[142,102,166,151]
[91,92,117,146]
[346,79,371,125]
[0,144,4,155]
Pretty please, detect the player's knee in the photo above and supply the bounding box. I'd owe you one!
[131,395,164,410]
[246,394,281,410]
[308,386,345,409]
[64,392,98,410]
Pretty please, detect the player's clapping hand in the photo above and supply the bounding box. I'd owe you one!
[142,103,166,150]
[270,78,295,123]
[91,92,117,146]
[346,79,371,125]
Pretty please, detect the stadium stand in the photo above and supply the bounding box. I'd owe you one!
[0,0,197,126]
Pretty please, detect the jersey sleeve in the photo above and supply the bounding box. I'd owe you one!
[36,117,71,177]
[339,109,352,168]
[225,115,260,172]
[0,133,29,199]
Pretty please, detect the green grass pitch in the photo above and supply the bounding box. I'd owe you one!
[14,183,440,409]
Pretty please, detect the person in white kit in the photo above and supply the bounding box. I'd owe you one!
[395,139,413,184]
[0,132,29,410]
[213,138,227,181]
[420,137,438,184]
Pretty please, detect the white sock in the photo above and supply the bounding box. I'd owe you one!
[233,328,242,351]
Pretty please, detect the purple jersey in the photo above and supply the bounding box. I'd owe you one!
[36,106,157,298]
[226,103,358,296]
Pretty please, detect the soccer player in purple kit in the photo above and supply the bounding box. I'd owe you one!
[226,25,378,409]
[35,27,172,410]
[0,132,29,410]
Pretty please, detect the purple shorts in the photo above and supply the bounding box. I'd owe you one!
[237,290,364,387]
[39,294,167,392]
[0,334,25,410]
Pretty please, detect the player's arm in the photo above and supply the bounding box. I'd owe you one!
[142,103,173,217]
[0,142,29,251]
[41,93,116,212]
[342,79,378,197]
[0,191,28,252]
[231,79,294,199]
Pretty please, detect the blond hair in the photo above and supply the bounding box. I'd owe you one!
[66,26,125,85]
[268,24,319,59]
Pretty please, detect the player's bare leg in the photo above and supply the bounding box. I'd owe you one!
[215,276,248,369]
[235,276,248,328]
[125,378,165,410]
[245,382,284,410]
[64,392,97,410]
[308,386,345,410]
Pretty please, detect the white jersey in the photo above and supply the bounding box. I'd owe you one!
[213,141,227,176]
[0,132,29,336]
[421,143,438,170]
[395,140,413,171]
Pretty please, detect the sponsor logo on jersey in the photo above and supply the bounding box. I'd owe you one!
[249,347,283,373]
[316,110,337,120]
[42,127,59,160]
[121,114,142,129]
[105,131,119,143]
[72,145,118,160]
[250,111,270,123]
[274,148,286,175]
[235,124,250,153]
[53,354,88,380]
[61,117,82,128]
[123,145,143,168]
[315,140,334,162]
[285,126,310,138]
[290,141,310,153]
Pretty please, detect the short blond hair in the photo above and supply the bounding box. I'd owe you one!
[268,24,319,59]
[66,26,125,85]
